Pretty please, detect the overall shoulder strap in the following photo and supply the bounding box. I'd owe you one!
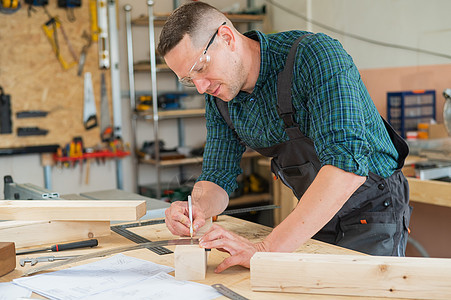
[215,97,246,146]
[277,34,313,140]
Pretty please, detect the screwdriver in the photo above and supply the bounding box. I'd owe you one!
[16,239,98,255]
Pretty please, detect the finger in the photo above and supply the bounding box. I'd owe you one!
[201,224,234,242]
[166,202,191,227]
[215,255,247,273]
[192,217,205,234]
[200,237,244,256]
[165,203,191,236]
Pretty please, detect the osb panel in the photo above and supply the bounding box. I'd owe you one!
[0,4,112,148]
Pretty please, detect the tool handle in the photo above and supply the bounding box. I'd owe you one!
[51,239,98,252]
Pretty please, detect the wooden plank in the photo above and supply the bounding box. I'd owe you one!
[407,177,451,207]
[0,242,15,277]
[0,220,110,248]
[0,200,146,221]
[251,252,451,299]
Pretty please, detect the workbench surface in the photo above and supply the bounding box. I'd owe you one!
[2,216,403,299]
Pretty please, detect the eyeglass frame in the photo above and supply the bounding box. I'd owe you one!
[179,22,227,87]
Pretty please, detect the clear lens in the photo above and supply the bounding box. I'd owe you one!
[179,53,210,87]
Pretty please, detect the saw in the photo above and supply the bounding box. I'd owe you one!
[23,238,199,277]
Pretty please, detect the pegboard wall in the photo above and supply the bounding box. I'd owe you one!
[0,1,113,148]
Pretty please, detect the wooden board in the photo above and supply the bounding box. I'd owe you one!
[0,220,110,248]
[0,5,112,148]
[251,252,451,299]
[407,177,451,207]
[0,242,15,277]
[0,200,146,221]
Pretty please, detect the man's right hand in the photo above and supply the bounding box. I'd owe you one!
[164,201,206,236]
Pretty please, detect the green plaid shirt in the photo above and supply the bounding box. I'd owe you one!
[197,30,399,195]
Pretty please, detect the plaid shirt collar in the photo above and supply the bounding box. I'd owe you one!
[233,30,272,103]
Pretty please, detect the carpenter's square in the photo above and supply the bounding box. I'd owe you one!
[83,72,98,130]
[24,238,199,276]
[16,239,98,255]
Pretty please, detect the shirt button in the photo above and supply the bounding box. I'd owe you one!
[378,183,385,190]
[383,200,391,207]
[249,98,254,101]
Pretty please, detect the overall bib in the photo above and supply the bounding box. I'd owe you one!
[216,35,412,256]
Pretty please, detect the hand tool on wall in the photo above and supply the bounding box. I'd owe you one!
[0,86,12,134]
[17,126,48,136]
[96,0,109,69]
[57,0,81,22]
[78,31,92,76]
[100,72,113,141]
[89,0,98,41]
[20,255,80,267]
[16,110,49,118]
[0,0,21,14]
[83,72,98,129]
[42,16,77,70]
[16,239,98,255]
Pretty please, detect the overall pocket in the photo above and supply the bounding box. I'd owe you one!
[336,211,397,256]
[272,159,317,199]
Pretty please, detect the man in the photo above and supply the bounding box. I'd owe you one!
[158,2,411,273]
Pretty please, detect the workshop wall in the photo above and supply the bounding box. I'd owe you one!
[0,2,111,148]
[0,1,119,196]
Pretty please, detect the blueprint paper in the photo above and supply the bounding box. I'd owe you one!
[0,282,32,300]
[81,272,221,300]
[13,254,174,300]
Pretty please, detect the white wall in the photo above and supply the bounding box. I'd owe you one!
[270,0,451,69]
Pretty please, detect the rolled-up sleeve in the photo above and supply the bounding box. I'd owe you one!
[300,34,373,176]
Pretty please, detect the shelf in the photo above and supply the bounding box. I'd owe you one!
[133,62,172,73]
[135,108,205,120]
[132,13,265,26]
[139,150,263,167]
[229,193,272,207]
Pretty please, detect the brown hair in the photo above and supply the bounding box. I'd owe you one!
[157,1,226,57]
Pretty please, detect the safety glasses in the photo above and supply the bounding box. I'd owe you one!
[179,22,226,87]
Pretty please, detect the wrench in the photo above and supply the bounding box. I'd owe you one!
[20,255,80,267]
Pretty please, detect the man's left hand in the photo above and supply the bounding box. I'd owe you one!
[199,224,268,273]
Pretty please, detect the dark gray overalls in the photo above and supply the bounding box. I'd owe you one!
[216,35,412,256]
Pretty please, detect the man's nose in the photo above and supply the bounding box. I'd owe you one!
[193,78,210,94]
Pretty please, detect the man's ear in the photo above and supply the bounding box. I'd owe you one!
[218,24,236,51]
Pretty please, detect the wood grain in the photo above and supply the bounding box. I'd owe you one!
[0,220,110,248]
[0,200,146,221]
[251,252,451,299]
[407,177,451,207]
[0,242,15,277]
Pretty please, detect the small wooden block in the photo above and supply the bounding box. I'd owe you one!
[174,245,206,281]
[0,242,16,277]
